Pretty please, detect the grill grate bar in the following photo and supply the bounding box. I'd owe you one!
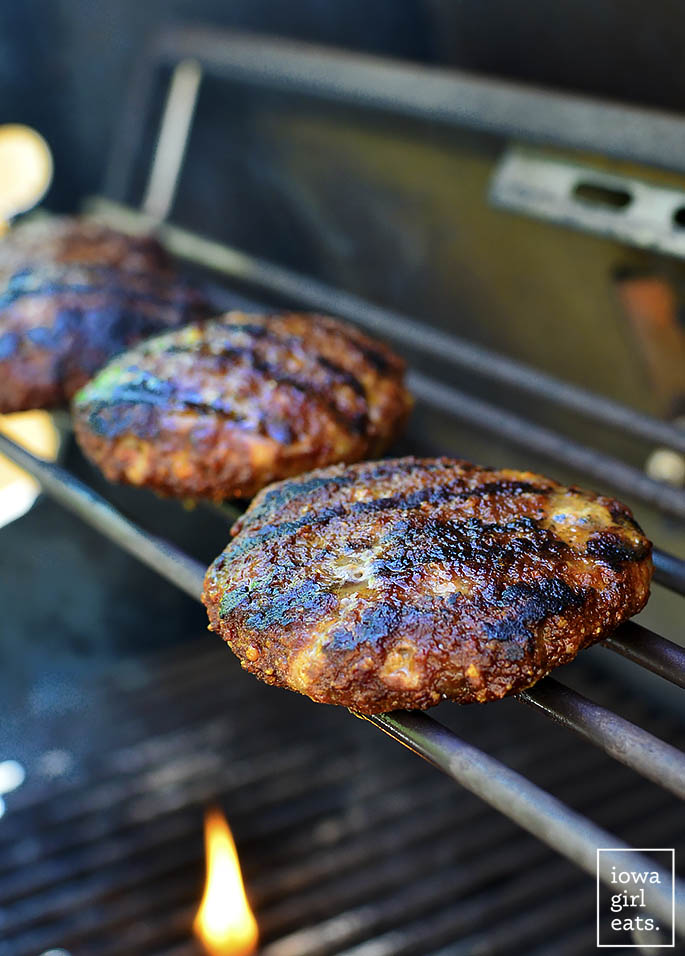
[653,548,685,597]
[605,621,685,688]
[1,669,278,819]
[0,433,205,600]
[527,676,685,791]
[526,927,614,956]
[408,370,685,519]
[254,741,638,921]
[0,740,443,906]
[87,197,685,456]
[365,712,683,932]
[519,676,685,797]
[260,822,551,946]
[155,945,197,956]
[0,739,329,880]
[0,442,682,934]
[0,755,422,938]
[0,678,630,935]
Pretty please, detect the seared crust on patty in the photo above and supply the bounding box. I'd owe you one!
[0,219,210,411]
[72,312,412,500]
[203,457,652,713]
[0,216,169,276]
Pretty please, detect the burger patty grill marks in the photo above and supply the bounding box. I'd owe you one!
[231,482,556,557]
[0,268,202,311]
[73,312,412,499]
[219,560,589,633]
[585,533,652,567]
[203,457,653,712]
[84,372,249,436]
[161,318,370,396]
[315,355,368,397]
[227,506,348,560]
[238,475,649,570]
[220,515,645,641]
[485,577,587,647]
[219,517,591,626]
[0,331,20,358]
[0,217,212,412]
[8,304,197,354]
[127,325,369,435]
[159,331,371,428]
[245,458,471,523]
[85,358,368,439]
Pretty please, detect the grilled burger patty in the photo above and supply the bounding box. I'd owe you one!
[203,457,652,713]
[0,218,209,411]
[0,216,169,276]
[72,312,412,500]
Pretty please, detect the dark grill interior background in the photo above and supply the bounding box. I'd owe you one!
[1,4,684,955]
[11,1,685,212]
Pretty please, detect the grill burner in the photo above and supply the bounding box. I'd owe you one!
[1,636,683,956]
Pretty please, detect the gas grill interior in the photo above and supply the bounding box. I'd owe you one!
[1,23,685,956]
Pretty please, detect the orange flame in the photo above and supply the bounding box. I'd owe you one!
[193,807,259,956]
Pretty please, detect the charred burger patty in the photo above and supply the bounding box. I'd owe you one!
[0,216,209,411]
[203,457,652,713]
[0,216,170,277]
[72,312,412,500]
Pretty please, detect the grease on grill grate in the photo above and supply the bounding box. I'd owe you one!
[0,640,682,956]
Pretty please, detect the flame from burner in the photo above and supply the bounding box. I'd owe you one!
[193,807,258,956]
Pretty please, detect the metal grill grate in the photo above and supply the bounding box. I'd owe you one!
[0,636,682,956]
[1,24,684,953]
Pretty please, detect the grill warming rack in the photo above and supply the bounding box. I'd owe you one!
[6,24,685,940]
